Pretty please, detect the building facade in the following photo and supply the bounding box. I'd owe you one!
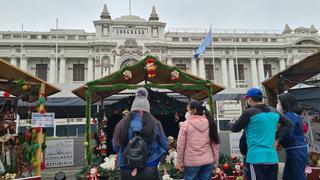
[1,4,320,131]
[0,4,319,87]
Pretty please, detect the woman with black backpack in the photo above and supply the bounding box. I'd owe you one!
[113,88,168,180]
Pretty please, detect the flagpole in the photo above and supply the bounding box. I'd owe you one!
[55,19,58,83]
[210,25,216,82]
[234,37,240,88]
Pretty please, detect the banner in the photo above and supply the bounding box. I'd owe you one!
[31,113,55,128]
[45,139,74,168]
[229,132,243,160]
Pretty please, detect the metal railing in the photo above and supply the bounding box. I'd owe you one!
[167,28,283,35]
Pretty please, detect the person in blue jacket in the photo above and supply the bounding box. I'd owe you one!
[277,93,308,180]
[112,88,168,180]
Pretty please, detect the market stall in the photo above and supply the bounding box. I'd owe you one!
[0,59,60,179]
[72,54,224,179]
[262,52,320,179]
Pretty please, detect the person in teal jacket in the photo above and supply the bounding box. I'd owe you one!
[229,88,292,180]
[277,93,308,180]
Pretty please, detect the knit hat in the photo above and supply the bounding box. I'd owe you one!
[131,88,150,113]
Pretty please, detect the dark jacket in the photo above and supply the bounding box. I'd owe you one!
[279,112,307,149]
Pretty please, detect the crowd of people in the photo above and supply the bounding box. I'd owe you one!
[111,87,308,180]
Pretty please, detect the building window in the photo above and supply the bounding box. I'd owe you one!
[2,34,11,39]
[205,64,214,80]
[212,38,219,42]
[73,64,85,81]
[234,64,245,81]
[172,37,179,42]
[36,64,48,81]
[67,35,76,40]
[13,34,21,39]
[41,35,49,39]
[30,35,38,39]
[182,37,189,42]
[264,64,272,77]
[271,38,277,42]
[242,38,248,42]
[175,64,187,72]
[79,36,87,40]
[262,38,268,42]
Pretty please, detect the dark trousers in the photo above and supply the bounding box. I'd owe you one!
[283,147,308,180]
[245,163,278,180]
[120,167,160,180]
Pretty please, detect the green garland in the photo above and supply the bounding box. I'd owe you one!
[208,86,214,116]
[92,83,207,92]
[87,54,210,86]
[85,89,92,166]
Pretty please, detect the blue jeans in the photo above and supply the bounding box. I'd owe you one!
[184,163,213,180]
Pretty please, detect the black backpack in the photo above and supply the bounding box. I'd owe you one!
[123,132,148,169]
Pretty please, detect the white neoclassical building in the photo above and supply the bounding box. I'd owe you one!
[1,4,320,130]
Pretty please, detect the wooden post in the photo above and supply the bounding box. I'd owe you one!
[35,83,45,176]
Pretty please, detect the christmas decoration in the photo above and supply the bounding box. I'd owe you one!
[171,70,180,80]
[123,70,132,80]
[3,92,10,100]
[87,166,100,180]
[145,58,156,78]
[223,163,230,170]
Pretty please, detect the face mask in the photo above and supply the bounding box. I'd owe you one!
[276,102,283,113]
[185,111,191,120]
[246,100,251,109]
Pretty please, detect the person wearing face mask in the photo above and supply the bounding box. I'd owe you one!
[229,88,292,180]
[277,93,307,180]
[176,100,220,180]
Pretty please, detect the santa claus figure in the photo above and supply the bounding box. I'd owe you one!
[145,58,156,78]
[87,166,100,180]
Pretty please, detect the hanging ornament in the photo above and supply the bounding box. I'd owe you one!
[102,112,108,128]
[91,118,98,124]
[145,58,156,78]
[99,130,107,144]
[3,92,10,100]
[21,84,29,91]
[123,70,133,80]
[87,166,100,180]
[100,144,107,156]
[222,163,230,170]
[171,70,180,80]
[39,108,46,114]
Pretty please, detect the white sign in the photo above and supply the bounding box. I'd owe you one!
[32,113,55,128]
[45,139,74,168]
[229,132,243,160]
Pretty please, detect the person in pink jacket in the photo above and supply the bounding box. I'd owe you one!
[176,100,220,180]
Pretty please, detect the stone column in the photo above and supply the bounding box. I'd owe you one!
[199,58,206,79]
[257,58,265,83]
[250,59,259,87]
[87,58,94,81]
[49,57,56,83]
[221,58,229,87]
[167,58,173,66]
[191,58,197,75]
[228,59,236,88]
[10,57,17,66]
[279,58,286,71]
[20,57,28,71]
[59,57,66,83]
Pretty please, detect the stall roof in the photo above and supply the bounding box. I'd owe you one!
[0,58,60,102]
[262,52,320,106]
[262,52,320,94]
[72,55,224,103]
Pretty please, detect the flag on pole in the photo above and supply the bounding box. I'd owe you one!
[194,28,212,59]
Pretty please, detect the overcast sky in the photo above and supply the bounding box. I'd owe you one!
[1,0,319,32]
